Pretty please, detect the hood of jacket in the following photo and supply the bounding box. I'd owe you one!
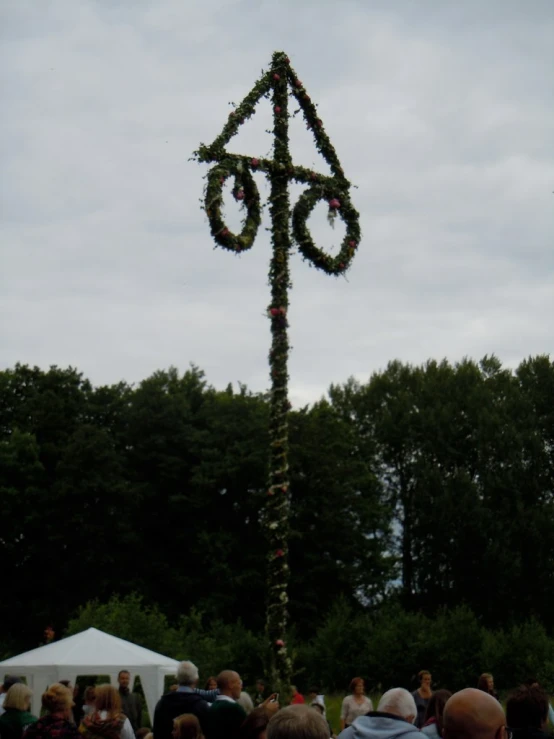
[348,712,421,739]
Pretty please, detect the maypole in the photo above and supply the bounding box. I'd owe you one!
[194,51,361,696]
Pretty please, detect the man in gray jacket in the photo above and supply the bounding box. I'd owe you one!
[337,688,420,739]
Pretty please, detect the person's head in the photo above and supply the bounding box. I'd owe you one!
[377,688,417,724]
[307,687,319,701]
[349,677,365,696]
[423,690,452,736]
[4,683,33,712]
[205,677,217,691]
[267,705,328,739]
[118,671,131,690]
[59,681,71,689]
[84,687,96,705]
[2,676,22,694]
[418,670,432,689]
[237,691,254,715]
[506,685,548,731]
[217,671,242,700]
[172,714,203,739]
[443,688,507,739]
[42,683,74,717]
[256,680,266,694]
[176,662,199,688]
[94,684,122,717]
[241,706,271,739]
[477,674,494,694]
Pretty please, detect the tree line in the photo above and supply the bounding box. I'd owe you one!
[1,356,553,683]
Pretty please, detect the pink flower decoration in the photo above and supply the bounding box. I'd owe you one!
[251,158,259,167]
[275,549,284,558]
[273,73,280,80]
[274,106,281,114]
[270,307,280,317]
[328,198,341,209]
[275,639,285,647]
[235,190,245,201]
[295,80,302,87]
[349,240,357,248]
[221,228,230,237]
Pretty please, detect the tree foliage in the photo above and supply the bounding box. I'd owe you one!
[2,355,554,690]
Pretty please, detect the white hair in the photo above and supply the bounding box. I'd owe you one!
[176,661,199,686]
[377,688,417,723]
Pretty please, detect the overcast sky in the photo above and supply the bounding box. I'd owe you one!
[1,0,553,405]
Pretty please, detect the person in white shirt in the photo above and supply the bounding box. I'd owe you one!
[340,678,373,731]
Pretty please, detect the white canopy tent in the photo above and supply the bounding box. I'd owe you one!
[0,627,180,722]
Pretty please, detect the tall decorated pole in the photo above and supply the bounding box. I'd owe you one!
[194,51,361,696]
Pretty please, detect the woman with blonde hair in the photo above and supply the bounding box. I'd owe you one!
[25,683,80,739]
[0,683,38,739]
[79,684,134,739]
[172,714,203,739]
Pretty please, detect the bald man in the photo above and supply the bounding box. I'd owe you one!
[204,671,246,739]
[443,688,508,739]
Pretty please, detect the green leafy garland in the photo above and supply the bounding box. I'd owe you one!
[194,51,360,696]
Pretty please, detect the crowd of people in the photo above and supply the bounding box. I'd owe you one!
[0,664,552,739]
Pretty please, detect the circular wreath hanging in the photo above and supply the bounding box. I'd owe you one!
[205,158,261,252]
[292,185,361,275]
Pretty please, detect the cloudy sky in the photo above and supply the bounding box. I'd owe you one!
[1,0,553,405]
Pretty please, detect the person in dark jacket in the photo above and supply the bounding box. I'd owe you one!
[506,685,550,739]
[153,662,209,739]
[117,671,142,733]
